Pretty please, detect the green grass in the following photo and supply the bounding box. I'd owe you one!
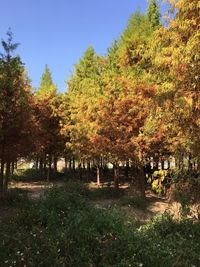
[88,186,125,200]
[0,181,200,267]
[119,195,148,210]
[11,168,64,182]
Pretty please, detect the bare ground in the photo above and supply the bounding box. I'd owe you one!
[1,181,198,223]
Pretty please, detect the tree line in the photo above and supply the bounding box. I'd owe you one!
[0,0,199,197]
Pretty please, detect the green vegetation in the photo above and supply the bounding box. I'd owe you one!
[1,182,200,267]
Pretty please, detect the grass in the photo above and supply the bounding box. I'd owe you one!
[11,168,65,182]
[119,195,148,210]
[0,181,200,267]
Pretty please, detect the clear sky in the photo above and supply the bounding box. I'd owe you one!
[0,0,154,92]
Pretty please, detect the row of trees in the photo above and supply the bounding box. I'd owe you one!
[0,0,199,197]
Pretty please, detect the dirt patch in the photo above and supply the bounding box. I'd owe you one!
[9,181,52,199]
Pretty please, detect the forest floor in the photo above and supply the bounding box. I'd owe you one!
[0,180,172,223]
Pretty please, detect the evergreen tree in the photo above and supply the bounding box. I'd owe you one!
[37,65,56,98]
[0,30,33,196]
[147,0,160,30]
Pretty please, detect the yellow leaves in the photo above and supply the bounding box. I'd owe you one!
[184,96,193,107]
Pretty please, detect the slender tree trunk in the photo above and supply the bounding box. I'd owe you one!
[113,163,119,190]
[188,155,192,170]
[35,155,39,170]
[0,158,5,195]
[79,162,82,180]
[43,153,47,180]
[53,156,57,172]
[167,159,170,170]
[39,157,43,173]
[125,160,129,179]
[161,160,165,170]
[11,161,15,175]
[72,157,76,171]
[69,158,72,170]
[47,153,52,182]
[96,165,101,187]
[138,166,146,198]
[197,158,200,172]
[87,161,91,172]
[156,161,159,171]
[82,159,86,170]
[15,160,17,170]
[3,160,11,196]
[64,157,68,169]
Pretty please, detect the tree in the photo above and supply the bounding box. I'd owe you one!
[149,0,200,168]
[34,65,64,181]
[147,0,160,30]
[0,30,33,196]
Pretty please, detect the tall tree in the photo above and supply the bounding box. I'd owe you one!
[0,30,33,196]
[147,0,160,30]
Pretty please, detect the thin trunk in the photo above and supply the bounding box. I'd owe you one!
[82,159,86,170]
[39,158,43,172]
[43,154,47,180]
[87,161,91,172]
[72,158,75,171]
[97,165,101,187]
[35,155,39,170]
[11,161,15,175]
[3,160,11,195]
[167,160,170,170]
[125,160,129,179]
[69,158,72,170]
[15,160,17,170]
[64,157,67,169]
[53,156,57,172]
[138,166,146,198]
[161,160,165,170]
[47,154,52,182]
[188,155,192,170]
[0,158,5,195]
[113,164,119,190]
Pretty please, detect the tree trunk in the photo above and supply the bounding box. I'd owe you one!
[11,161,15,175]
[188,155,192,170]
[35,155,39,170]
[72,158,76,171]
[53,156,57,172]
[3,160,11,196]
[125,160,129,179]
[113,164,119,190]
[138,167,146,198]
[167,159,170,170]
[47,153,52,182]
[0,158,5,195]
[161,160,165,170]
[43,154,47,180]
[96,165,101,187]
[69,158,72,170]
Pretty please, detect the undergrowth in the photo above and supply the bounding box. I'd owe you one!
[0,181,200,267]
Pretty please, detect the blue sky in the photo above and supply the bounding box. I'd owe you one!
[0,0,157,92]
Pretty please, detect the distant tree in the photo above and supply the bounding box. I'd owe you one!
[34,65,64,181]
[147,0,160,30]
